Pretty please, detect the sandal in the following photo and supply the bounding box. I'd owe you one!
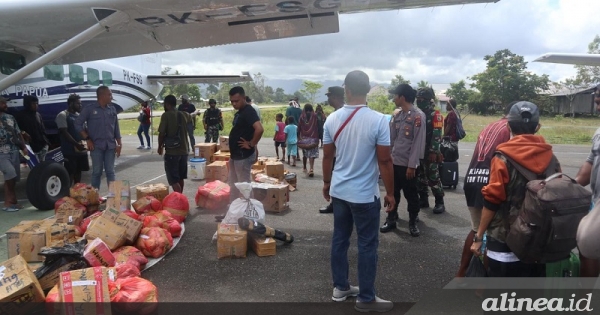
[309,170,314,177]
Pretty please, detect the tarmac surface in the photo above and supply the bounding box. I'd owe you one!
[0,134,592,305]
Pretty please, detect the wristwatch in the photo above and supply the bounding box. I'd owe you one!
[473,235,483,243]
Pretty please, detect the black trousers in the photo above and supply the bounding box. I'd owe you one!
[386,164,420,222]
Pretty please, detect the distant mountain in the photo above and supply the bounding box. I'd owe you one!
[265,79,391,103]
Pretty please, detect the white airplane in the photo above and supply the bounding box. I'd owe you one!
[0,0,499,210]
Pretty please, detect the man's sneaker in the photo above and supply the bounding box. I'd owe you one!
[355,296,394,313]
[319,203,333,214]
[145,146,151,150]
[332,285,359,302]
[137,145,144,149]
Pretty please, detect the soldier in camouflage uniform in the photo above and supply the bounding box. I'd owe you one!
[416,87,445,214]
[203,99,224,143]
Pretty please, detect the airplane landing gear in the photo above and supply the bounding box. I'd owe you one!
[26,160,70,210]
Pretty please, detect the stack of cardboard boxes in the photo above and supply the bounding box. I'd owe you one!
[217,223,277,259]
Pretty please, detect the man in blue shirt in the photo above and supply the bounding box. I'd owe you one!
[322,71,395,312]
[75,86,122,189]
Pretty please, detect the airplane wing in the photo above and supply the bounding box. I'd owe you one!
[147,72,253,85]
[0,0,499,65]
[534,53,600,67]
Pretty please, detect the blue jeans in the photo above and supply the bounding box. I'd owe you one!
[137,124,150,146]
[331,196,381,302]
[90,148,116,189]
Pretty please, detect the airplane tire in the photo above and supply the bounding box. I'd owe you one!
[26,161,70,210]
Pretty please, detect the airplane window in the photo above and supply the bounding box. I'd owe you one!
[43,65,65,81]
[69,64,84,85]
[87,68,100,86]
[102,71,113,86]
[0,52,26,75]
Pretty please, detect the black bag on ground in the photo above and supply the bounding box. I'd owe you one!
[503,155,591,263]
[164,111,183,149]
[441,138,458,162]
[440,161,459,188]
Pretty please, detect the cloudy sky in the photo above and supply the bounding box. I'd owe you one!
[161,0,598,87]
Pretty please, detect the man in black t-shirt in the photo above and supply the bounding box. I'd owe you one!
[228,86,264,201]
[178,94,197,150]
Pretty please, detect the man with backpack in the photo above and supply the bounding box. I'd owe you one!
[470,101,561,277]
[203,99,223,143]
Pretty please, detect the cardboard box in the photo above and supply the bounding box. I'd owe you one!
[101,207,143,244]
[136,183,169,202]
[217,224,247,259]
[285,173,297,189]
[265,161,285,181]
[7,220,75,262]
[106,180,131,211]
[252,184,289,213]
[248,233,276,257]
[219,136,230,152]
[194,143,217,160]
[59,267,114,314]
[212,150,231,162]
[54,205,85,226]
[84,216,127,250]
[0,255,45,313]
[83,238,116,267]
[206,161,229,183]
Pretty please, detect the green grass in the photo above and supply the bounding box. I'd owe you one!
[119,110,599,145]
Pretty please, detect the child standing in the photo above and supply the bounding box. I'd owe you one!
[274,113,286,161]
[284,116,298,166]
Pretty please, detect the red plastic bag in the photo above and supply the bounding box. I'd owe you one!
[133,195,163,214]
[116,263,141,279]
[45,284,60,314]
[113,246,148,270]
[143,211,182,238]
[162,192,189,223]
[109,277,158,315]
[123,210,140,221]
[136,227,173,258]
[196,180,230,211]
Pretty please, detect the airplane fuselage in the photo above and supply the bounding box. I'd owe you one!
[0,58,163,135]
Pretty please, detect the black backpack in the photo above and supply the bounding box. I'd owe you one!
[503,155,591,263]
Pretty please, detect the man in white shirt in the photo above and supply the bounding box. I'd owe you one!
[322,70,395,313]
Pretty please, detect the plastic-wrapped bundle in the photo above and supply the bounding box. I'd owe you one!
[113,246,148,270]
[109,277,158,315]
[195,180,230,210]
[135,227,173,258]
[142,210,182,237]
[162,192,189,223]
[133,195,163,214]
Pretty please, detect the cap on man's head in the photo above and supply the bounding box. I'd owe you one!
[344,70,370,95]
[0,96,10,103]
[208,98,216,104]
[181,94,189,100]
[389,84,415,97]
[325,86,344,97]
[506,101,539,124]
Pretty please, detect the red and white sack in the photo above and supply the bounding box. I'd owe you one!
[123,210,141,221]
[142,211,182,238]
[136,227,173,258]
[133,196,163,214]
[113,246,148,271]
[116,263,141,279]
[70,183,100,206]
[109,277,158,315]
[162,192,189,223]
